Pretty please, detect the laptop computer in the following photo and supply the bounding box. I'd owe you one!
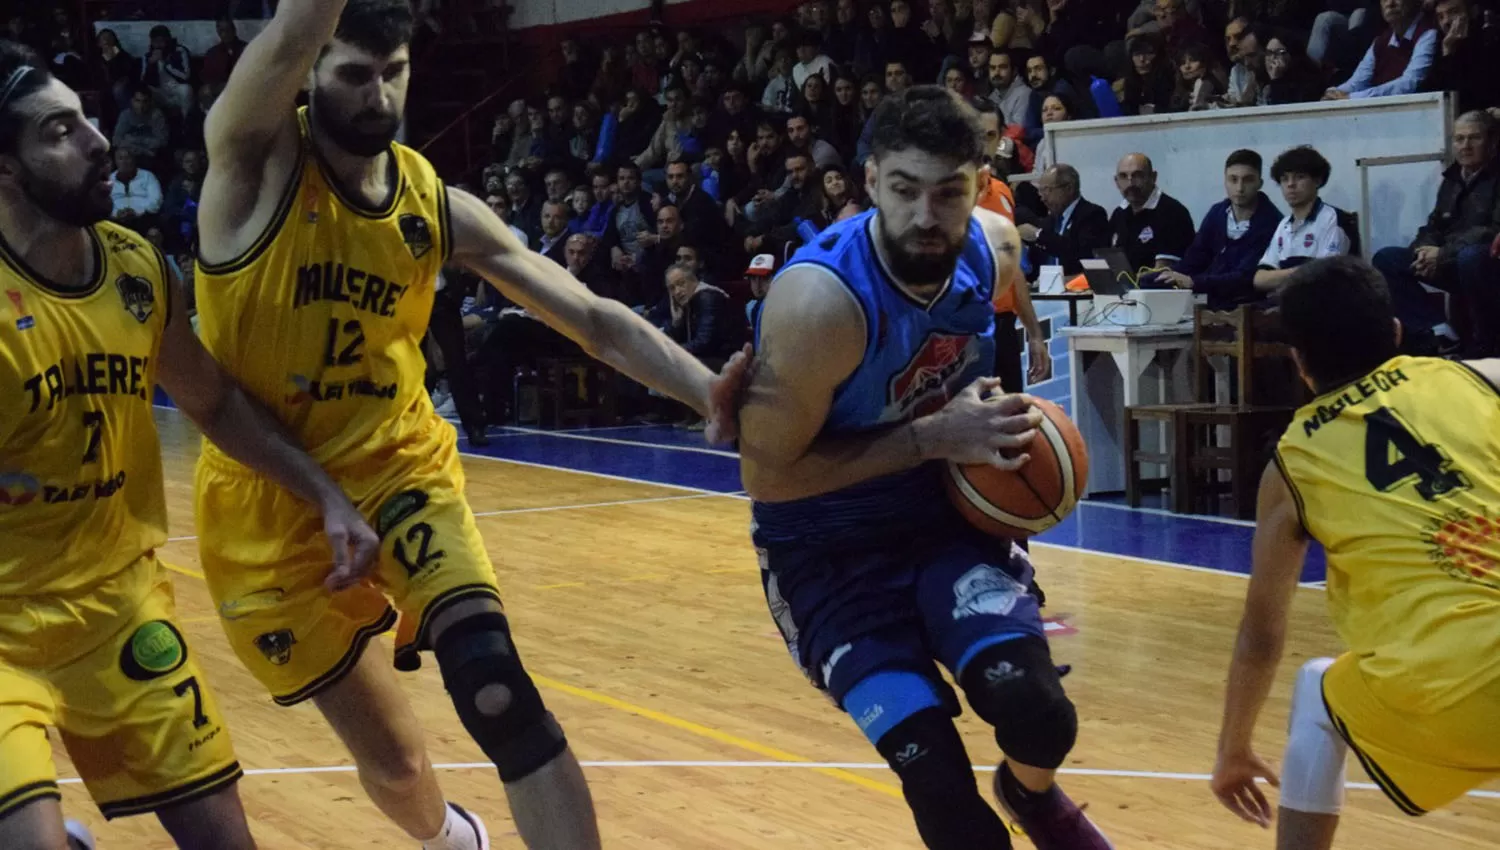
[1079,246,1136,295]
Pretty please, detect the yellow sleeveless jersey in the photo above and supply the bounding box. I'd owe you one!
[1276,355,1500,713]
[0,223,170,597]
[196,108,451,477]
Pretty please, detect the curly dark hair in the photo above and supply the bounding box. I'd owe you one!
[869,85,985,166]
[1271,145,1331,187]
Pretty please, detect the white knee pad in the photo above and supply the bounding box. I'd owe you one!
[1278,657,1348,815]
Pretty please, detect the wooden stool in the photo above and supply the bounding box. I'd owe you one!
[536,358,618,428]
[1125,403,1217,513]
[1178,406,1296,519]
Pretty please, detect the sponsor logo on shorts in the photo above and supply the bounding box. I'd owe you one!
[119,620,188,681]
[376,489,430,538]
[218,588,287,621]
[254,629,297,666]
[284,373,399,405]
[951,565,1025,620]
[0,471,127,508]
[890,742,928,766]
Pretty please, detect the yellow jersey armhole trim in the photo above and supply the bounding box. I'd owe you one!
[1455,361,1500,399]
[1272,448,1311,538]
[150,242,173,328]
[198,145,307,277]
[438,181,454,263]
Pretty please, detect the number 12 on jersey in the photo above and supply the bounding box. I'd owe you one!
[324,319,366,367]
[1363,407,1470,501]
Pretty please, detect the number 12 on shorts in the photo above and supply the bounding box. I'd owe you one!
[1363,407,1470,501]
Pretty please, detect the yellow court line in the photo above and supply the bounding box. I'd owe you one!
[530,673,902,799]
[162,561,205,580]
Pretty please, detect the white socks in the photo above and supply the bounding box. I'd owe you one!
[422,803,486,850]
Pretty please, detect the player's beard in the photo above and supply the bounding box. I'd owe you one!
[311,87,402,158]
[880,215,964,286]
[19,155,112,228]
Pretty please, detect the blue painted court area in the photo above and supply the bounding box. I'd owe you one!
[459,424,1328,584]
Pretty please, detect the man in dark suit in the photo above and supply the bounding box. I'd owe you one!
[1017,163,1110,275]
[537,199,572,266]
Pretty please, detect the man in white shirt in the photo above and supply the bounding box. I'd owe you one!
[1254,146,1352,292]
[790,32,834,90]
[109,148,162,226]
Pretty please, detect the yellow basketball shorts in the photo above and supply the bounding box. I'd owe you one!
[0,560,241,821]
[194,420,501,705]
[1322,653,1500,816]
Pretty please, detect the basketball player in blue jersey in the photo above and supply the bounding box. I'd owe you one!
[738,86,1113,849]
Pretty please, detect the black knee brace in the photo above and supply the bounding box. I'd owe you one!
[959,637,1077,770]
[433,613,567,782]
[875,707,1013,850]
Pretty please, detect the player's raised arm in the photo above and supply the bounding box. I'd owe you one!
[153,267,379,591]
[739,267,1042,503]
[446,186,749,442]
[1212,460,1310,826]
[205,0,347,158]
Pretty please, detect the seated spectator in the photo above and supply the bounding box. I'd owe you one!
[652,262,742,369]
[1146,149,1282,308]
[1040,92,1076,130]
[564,233,620,299]
[1325,0,1437,101]
[1018,163,1111,275]
[1254,146,1352,292]
[733,23,773,83]
[792,31,834,92]
[944,65,972,97]
[785,112,841,169]
[592,45,628,109]
[629,33,661,94]
[1136,0,1210,57]
[1220,18,1265,108]
[138,24,193,118]
[110,148,162,230]
[557,37,596,101]
[201,15,247,89]
[615,89,662,164]
[507,102,543,169]
[744,151,817,257]
[973,98,1034,178]
[964,33,994,98]
[567,185,594,234]
[1110,153,1196,274]
[710,81,761,149]
[535,95,574,164]
[853,59,913,167]
[661,159,727,258]
[569,101,602,165]
[1121,34,1175,115]
[636,84,690,172]
[761,48,798,114]
[678,98,714,163]
[1171,42,1222,112]
[506,170,543,245]
[1374,111,1500,356]
[827,73,864,165]
[993,0,1048,50]
[1259,33,1325,105]
[733,120,790,221]
[176,82,218,155]
[1024,52,1082,115]
[47,29,86,91]
[485,191,530,247]
[798,71,833,132]
[96,28,135,113]
[744,253,777,325]
[114,87,169,162]
[162,149,206,248]
[578,172,616,239]
[987,50,1042,144]
[1039,0,1116,78]
[817,164,866,221]
[605,163,654,278]
[887,0,936,80]
[537,199,572,265]
[1426,0,1500,115]
[637,203,684,307]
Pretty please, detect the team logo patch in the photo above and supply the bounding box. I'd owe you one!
[7,290,32,330]
[376,489,429,538]
[119,620,188,681]
[1138,225,1154,244]
[399,214,434,260]
[115,274,155,323]
[951,564,1026,620]
[1304,233,1316,249]
[254,629,297,666]
[888,332,979,418]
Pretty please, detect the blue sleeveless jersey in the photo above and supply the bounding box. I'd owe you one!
[752,210,997,547]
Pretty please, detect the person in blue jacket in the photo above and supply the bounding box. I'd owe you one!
[1143,148,1282,308]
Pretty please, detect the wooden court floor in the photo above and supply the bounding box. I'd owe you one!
[56,411,1500,848]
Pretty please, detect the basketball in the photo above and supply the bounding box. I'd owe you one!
[944,398,1089,538]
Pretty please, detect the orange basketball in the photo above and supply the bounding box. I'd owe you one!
[944,397,1089,538]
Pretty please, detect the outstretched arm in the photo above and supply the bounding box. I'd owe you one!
[206,0,347,159]
[446,186,747,441]
[155,266,379,591]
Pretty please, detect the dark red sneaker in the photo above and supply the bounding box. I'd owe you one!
[994,764,1115,850]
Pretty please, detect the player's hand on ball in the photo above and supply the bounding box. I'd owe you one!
[915,376,1042,470]
[704,343,755,446]
[321,497,381,592]
[1211,748,1279,828]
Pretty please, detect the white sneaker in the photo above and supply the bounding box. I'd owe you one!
[65,819,96,850]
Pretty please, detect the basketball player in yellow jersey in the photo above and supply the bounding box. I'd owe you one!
[193,2,747,849]
[1212,255,1500,849]
[0,42,381,849]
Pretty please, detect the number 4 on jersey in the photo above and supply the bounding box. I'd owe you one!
[1363,407,1470,501]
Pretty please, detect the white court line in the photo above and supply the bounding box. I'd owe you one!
[1081,498,1258,529]
[498,426,740,458]
[51,761,1500,800]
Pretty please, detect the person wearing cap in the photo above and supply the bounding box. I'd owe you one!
[964,32,994,98]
